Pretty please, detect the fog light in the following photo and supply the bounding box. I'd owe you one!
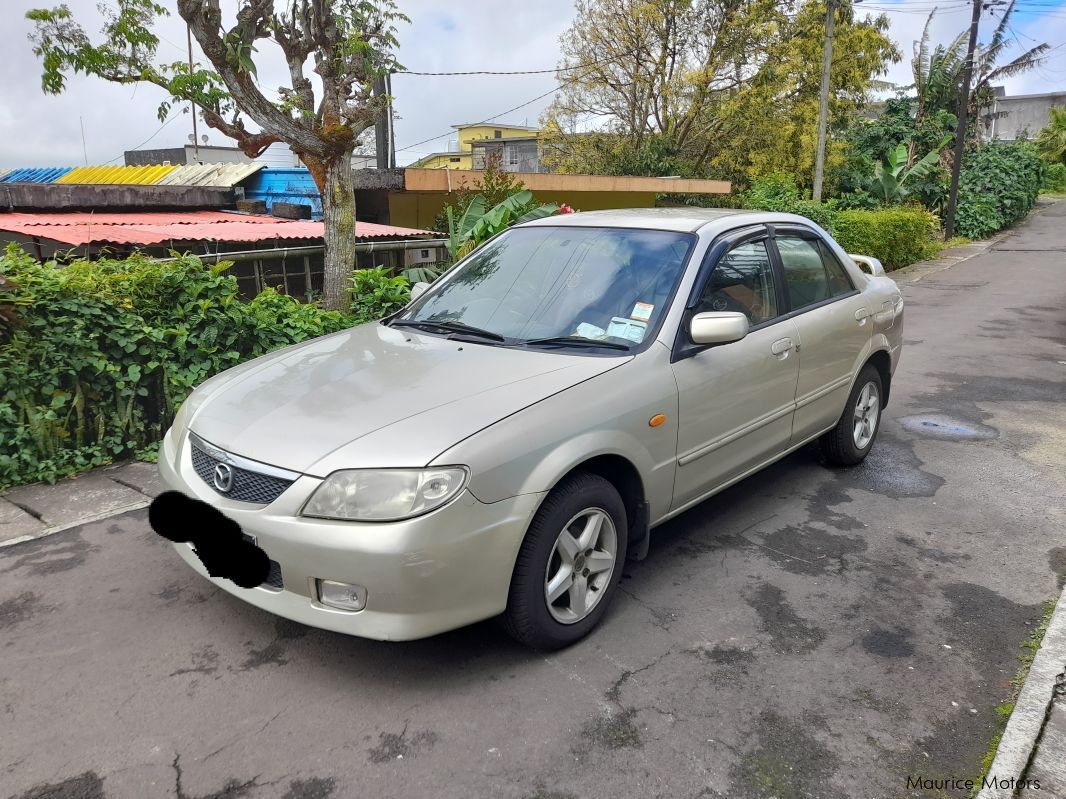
[317,580,367,612]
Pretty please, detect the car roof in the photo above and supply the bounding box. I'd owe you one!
[518,207,800,234]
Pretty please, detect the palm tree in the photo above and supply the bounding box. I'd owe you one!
[911,2,1049,139]
[1035,106,1066,165]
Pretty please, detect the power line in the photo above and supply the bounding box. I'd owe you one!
[103,113,181,164]
[394,86,558,157]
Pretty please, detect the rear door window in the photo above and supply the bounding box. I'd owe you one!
[776,236,854,311]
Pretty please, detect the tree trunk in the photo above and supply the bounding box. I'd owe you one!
[319,150,357,311]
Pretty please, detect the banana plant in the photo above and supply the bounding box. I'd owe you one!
[446,191,559,261]
[871,140,948,203]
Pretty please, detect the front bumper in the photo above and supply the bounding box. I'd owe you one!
[158,429,544,641]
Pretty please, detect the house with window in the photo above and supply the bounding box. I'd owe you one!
[406,123,541,170]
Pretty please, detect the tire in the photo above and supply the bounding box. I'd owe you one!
[819,364,884,467]
[502,472,628,650]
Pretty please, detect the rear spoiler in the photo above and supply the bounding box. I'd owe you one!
[849,254,885,277]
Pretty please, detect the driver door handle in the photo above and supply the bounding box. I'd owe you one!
[770,337,793,356]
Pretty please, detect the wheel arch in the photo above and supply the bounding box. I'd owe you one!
[538,454,651,562]
[863,349,893,407]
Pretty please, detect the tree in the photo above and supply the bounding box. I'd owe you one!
[1034,106,1066,165]
[542,0,899,190]
[27,0,405,310]
[912,1,1049,143]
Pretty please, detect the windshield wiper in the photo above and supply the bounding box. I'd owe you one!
[390,319,505,342]
[521,335,631,351]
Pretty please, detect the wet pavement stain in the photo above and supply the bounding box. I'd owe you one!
[895,535,971,564]
[578,706,642,751]
[730,710,838,799]
[239,640,289,671]
[0,531,99,577]
[861,627,915,658]
[0,591,52,631]
[11,771,105,799]
[170,645,220,678]
[804,482,865,532]
[758,525,867,576]
[916,374,1066,424]
[897,414,998,441]
[367,725,439,763]
[746,583,826,655]
[280,777,336,799]
[836,434,944,499]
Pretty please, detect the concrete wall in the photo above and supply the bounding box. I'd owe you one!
[989,92,1066,141]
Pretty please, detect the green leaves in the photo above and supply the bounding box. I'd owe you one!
[0,248,353,490]
[446,191,560,260]
[348,268,411,323]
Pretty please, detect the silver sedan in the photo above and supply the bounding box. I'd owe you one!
[158,208,903,649]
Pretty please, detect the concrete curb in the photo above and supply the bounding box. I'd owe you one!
[0,499,151,549]
[976,587,1066,798]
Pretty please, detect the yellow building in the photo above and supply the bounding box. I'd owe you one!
[407,122,541,170]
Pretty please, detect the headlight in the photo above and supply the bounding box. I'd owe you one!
[301,467,469,522]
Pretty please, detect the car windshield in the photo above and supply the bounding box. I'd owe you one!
[392,226,694,350]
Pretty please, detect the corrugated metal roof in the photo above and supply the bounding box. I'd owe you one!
[55,165,177,185]
[0,211,436,247]
[0,169,9,182]
[0,167,74,184]
[155,162,264,187]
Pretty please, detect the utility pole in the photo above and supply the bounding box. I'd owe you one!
[187,25,200,163]
[943,0,983,239]
[373,73,395,169]
[812,0,836,202]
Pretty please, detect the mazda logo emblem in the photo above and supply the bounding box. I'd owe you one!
[213,463,234,493]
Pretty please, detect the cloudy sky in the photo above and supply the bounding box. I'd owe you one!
[1,0,1064,169]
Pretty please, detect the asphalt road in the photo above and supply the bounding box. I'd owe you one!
[3,202,1066,799]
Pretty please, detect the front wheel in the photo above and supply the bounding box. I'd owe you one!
[819,365,883,466]
[502,473,628,650]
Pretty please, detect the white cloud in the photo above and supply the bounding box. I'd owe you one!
[0,0,1062,169]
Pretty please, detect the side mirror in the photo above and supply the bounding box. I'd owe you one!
[410,281,430,301]
[689,312,749,346]
[849,254,885,277]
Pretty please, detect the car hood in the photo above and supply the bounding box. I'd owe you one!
[187,322,628,475]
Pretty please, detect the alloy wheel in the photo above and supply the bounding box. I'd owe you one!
[853,381,880,450]
[543,508,618,624]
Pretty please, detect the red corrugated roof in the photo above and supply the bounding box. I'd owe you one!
[0,211,435,246]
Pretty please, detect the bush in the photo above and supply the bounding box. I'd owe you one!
[1043,162,1066,192]
[0,247,351,489]
[743,174,838,232]
[349,267,412,323]
[955,142,1044,239]
[832,208,940,271]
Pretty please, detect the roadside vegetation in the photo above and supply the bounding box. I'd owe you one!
[974,597,1059,792]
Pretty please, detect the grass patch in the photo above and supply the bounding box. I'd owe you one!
[971,596,1059,795]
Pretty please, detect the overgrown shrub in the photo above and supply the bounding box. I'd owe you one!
[832,208,940,270]
[955,142,1044,239]
[349,267,411,323]
[1042,162,1066,192]
[0,247,351,489]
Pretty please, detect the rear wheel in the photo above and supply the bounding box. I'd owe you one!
[819,365,883,466]
[502,473,627,650]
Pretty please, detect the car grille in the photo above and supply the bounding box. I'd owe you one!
[190,442,295,505]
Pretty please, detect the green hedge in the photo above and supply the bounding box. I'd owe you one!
[832,208,940,271]
[1043,162,1066,193]
[956,142,1044,239]
[0,247,352,489]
